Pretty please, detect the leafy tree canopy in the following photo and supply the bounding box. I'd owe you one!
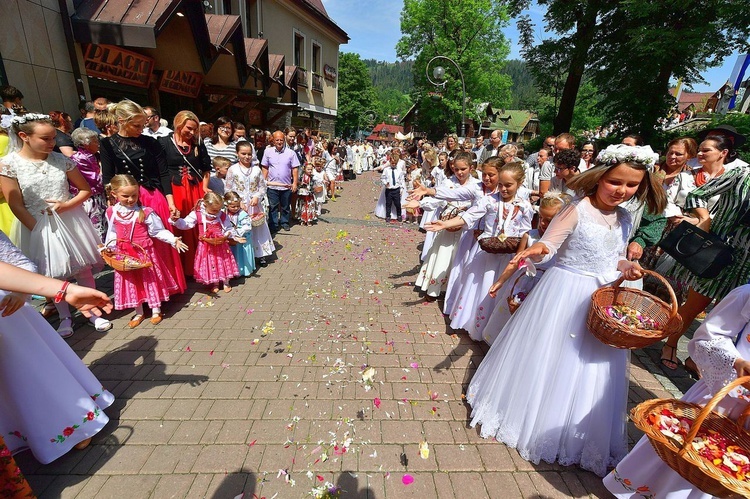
[336,52,378,137]
[397,0,513,137]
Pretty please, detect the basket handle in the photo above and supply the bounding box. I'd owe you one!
[611,269,679,319]
[679,376,750,457]
[736,399,750,435]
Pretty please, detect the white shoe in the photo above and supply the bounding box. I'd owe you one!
[92,317,112,332]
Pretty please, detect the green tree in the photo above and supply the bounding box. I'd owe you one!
[514,0,750,139]
[336,52,377,137]
[397,0,513,137]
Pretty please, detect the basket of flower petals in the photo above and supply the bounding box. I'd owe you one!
[631,377,750,497]
[199,235,228,246]
[587,269,682,349]
[250,212,266,227]
[100,241,152,272]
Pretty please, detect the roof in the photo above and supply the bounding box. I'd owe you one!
[244,38,268,72]
[205,14,242,55]
[289,0,349,43]
[269,54,285,82]
[486,110,537,134]
[371,123,403,134]
[284,65,298,88]
[676,91,714,112]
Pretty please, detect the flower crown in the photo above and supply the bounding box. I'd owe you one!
[595,144,659,169]
[7,113,50,128]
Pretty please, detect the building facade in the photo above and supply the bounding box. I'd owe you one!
[0,0,348,135]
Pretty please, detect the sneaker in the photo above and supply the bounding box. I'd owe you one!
[259,258,268,267]
[282,225,291,231]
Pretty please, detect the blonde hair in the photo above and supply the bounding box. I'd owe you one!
[197,191,224,211]
[224,191,242,204]
[499,144,518,161]
[566,162,667,214]
[500,159,526,185]
[539,191,571,211]
[107,174,145,222]
[109,100,146,126]
[173,110,201,144]
[423,149,437,167]
[212,156,232,170]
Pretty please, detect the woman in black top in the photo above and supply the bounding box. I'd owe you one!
[100,100,186,294]
[157,110,211,275]
[49,111,75,157]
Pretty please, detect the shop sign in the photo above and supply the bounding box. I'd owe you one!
[323,64,337,81]
[158,70,204,98]
[296,111,311,118]
[83,44,154,88]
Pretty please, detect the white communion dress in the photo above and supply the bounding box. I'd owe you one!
[0,231,113,464]
[467,197,633,477]
[604,284,750,497]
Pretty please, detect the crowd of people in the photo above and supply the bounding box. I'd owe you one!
[3,76,750,497]
[373,125,750,496]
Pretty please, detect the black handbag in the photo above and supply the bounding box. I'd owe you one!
[658,221,733,278]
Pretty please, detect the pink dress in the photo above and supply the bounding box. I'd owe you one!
[174,208,239,285]
[106,205,182,309]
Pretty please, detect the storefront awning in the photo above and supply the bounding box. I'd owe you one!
[244,38,269,91]
[204,14,249,87]
[269,54,286,87]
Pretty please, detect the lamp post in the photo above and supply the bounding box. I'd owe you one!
[426,55,466,138]
[357,109,376,140]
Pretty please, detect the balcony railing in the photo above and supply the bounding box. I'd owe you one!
[296,68,308,88]
[312,73,323,92]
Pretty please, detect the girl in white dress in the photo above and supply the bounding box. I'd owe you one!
[311,157,328,215]
[466,144,667,477]
[0,114,111,337]
[427,158,533,341]
[483,191,569,344]
[225,142,275,265]
[0,231,114,463]
[410,153,481,298]
[604,283,750,497]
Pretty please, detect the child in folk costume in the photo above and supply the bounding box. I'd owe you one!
[466,145,666,477]
[404,159,421,223]
[604,283,750,497]
[296,163,317,225]
[311,156,328,215]
[224,191,255,276]
[171,192,240,293]
[408,153,481,298]
[225,141,275,266]
[0,114,111,337]
[419,151,449,234]
[483,191,569,344]
[105,175,188,328]
[427,158,533,341]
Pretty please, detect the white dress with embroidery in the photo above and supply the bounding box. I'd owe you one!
[0,152,103,277]
[225,163,275,257]
[467,197,633,477]
[0,231,113,464]
[415,176,482,297]
[604,284,750,498]
[444,193,533,341]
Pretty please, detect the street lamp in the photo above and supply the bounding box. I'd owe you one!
[357,109,376,140]
[426,55,466,138]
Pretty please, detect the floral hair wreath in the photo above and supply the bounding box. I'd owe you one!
[595,144,659,171]
[7,113,51,128]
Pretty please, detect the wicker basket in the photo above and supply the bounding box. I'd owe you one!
[587,269,682,349]
[101,241,152,272]
[440,204,466,232]
[199,235,227,246]
[506,270,544,315]
[473,229,522,254]
[250,212,266,227]
[313,185,324,194]
[631,376,750,497]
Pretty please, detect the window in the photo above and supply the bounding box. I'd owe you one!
[312,43,321,74]
[294,32,305,68]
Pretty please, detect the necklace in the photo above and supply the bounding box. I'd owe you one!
[173,137,191,154]
[590,198,619,230]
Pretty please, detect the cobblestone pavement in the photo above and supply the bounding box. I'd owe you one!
[19,172,699,498]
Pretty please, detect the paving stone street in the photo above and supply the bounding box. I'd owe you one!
[18,172,700,498]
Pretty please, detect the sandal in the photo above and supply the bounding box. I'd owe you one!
[684,357,701,380]
[57,318,74,339]
[660,344,681,370]
[41,301,58,318]
[92,317,113,332]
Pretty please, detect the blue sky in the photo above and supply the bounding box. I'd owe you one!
[322,0,741,93]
